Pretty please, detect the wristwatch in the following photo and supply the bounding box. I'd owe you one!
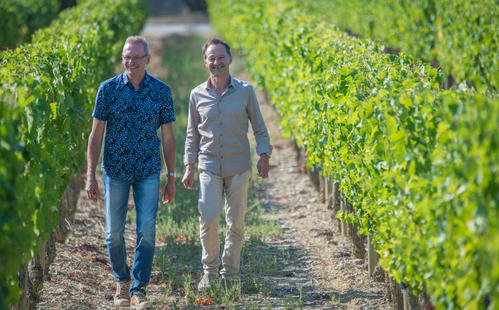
[167,172,175,177]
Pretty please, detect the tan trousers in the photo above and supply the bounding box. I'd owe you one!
[198,169,251,277]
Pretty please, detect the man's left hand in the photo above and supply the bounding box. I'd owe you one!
[162,178,176,204]
[257,154,270,178]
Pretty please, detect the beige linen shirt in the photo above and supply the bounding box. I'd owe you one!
[184,76,272,177]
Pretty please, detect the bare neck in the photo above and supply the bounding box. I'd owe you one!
[209,74,230,94]
[127,71,146,90]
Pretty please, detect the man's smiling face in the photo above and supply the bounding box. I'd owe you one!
[204,43,232,77]
[122,42,150,79]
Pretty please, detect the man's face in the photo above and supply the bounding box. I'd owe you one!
[122,42,150,78]
[204,43,232,77]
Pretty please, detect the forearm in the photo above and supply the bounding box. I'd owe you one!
[161,123,176,176]
[162,141,176,174]
[86,120,105,177]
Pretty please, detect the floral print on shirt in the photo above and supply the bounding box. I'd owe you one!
[92,72,175,181]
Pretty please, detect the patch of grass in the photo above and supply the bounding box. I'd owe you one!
[245,178,282,239]
[281,298,304,310]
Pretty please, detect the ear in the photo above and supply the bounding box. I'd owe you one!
[145,55,151,65]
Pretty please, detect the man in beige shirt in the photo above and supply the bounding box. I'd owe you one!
[182,38,272,291]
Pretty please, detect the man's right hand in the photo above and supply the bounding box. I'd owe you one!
[86,175,99,202]
[182,164,195,190]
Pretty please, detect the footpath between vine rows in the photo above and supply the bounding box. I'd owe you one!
[36,28,391,309]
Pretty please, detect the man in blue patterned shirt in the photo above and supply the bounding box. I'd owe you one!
[85,36,176,308]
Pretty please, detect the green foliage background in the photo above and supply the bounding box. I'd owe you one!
[0,0,62,47]
[0,0,147,307]
[299,0,498,93]
[207,0,499,308]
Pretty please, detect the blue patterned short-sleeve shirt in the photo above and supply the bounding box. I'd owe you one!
[92,72,175,181]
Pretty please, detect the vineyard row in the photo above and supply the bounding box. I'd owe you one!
[300,0,498,93]
[0,0,147,307]
[207,0,499,308]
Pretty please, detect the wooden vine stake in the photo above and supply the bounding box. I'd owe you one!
[340,193,347,236]
[368,235,378,277]
[403,288,410,310]
[324,176,330,208]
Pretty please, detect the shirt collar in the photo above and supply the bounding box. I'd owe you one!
[121,71,150,88]
[205,75,236,91]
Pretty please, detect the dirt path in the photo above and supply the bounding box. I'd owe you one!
[36,17,390,310]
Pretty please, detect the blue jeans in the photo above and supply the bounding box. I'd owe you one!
[103,172,160,295]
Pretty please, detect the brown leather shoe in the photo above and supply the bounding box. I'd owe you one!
[114,281,130,306]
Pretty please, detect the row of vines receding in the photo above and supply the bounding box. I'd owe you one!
[206,0,498,309]
[0,0,147,307]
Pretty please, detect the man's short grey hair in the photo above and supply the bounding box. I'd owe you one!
[202,38,231,59]
[124,36,149,55]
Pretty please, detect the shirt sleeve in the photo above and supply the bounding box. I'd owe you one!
[247,85,273,155]
[92,83,109,121]
[159,85,176,124]
[184,90,201,165]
